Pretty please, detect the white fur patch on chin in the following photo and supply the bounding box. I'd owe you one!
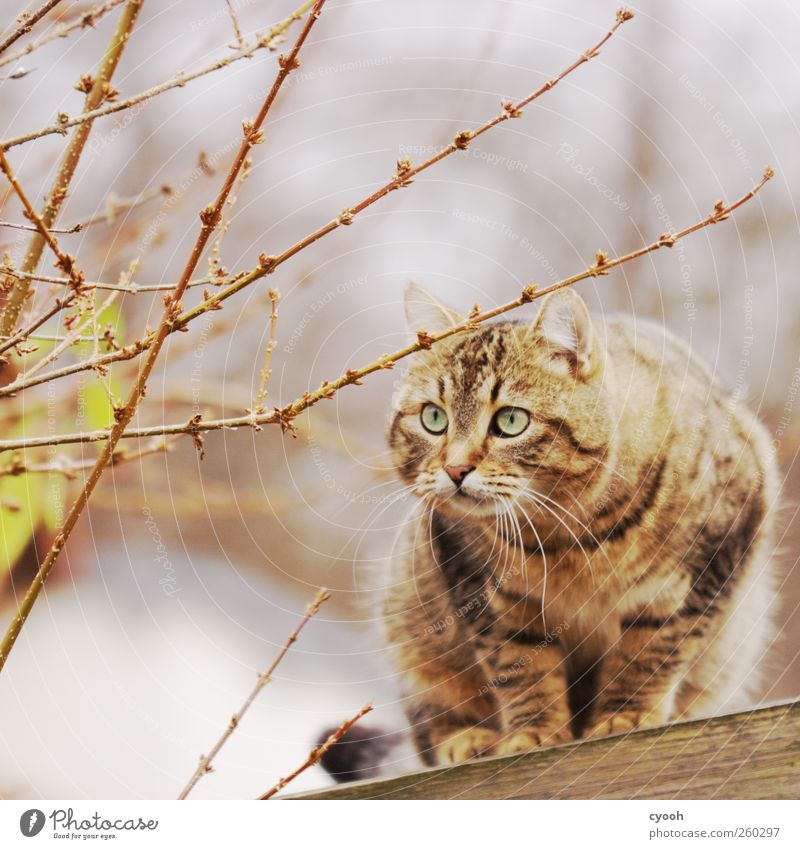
[440,491,498,518]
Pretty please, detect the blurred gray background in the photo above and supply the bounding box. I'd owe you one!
[1,0,799,798]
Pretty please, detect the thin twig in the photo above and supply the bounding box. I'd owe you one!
[225,0,245,48]
[0,333,95,343]
[22,290,118,380]
[67,181,173,229]
[253,288,280,413]
[0,8,636,393]
[0,147,90,356]
[0,436,174,480]
[175,8,637,330]
[0,148,86,292]
[0,0,327,675]
[0,264,216,293]
[0,0,318,151]
[0,293,78,360]
[258,703,374,799]
[0,169,773,452]
[178,589,331,800]
[0,219,81,234]
[0,0,66,58]
[0,180,169,253]
[0,0,126,71]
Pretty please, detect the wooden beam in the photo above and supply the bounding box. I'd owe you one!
[289,701,800,799]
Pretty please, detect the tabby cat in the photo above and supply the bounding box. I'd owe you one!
[382,283,777,766]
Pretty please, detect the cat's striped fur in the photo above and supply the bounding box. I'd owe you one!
[382,283,778,766]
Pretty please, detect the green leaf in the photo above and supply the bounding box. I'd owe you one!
[0,425,43,575]
[84,379,116,431]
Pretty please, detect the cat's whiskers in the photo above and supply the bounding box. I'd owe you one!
[516,491,596,586]
[482,499,506,600]
[522,485,605,553]
[425,496,438,568]
[506,496,548,630]
[385,492,431,591]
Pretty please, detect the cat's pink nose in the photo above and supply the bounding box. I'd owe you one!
[444,464,475,486]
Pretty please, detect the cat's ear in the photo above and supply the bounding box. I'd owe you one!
[404,283,463,335]
[533,288,595,375]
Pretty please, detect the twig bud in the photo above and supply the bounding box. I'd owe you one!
[416,329,435,349]
[75,74,95,93]
[453,130,473,150]
[199,204,219,226]
[711,200,729,221]
[258,253,278,272]
[102,82,119,103]
[187,414,205,459]
[242,120,265,145]
[163,294,188,330]
[202,290,223,310]
[278,54,300,71]
[396,158,414,187]
[273,403,298,435]
[49,185,68,206]
[102,324,120,351]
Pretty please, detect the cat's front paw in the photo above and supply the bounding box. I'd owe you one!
[584,712,640,740]
[495,727,571,756]
[436,727,498,765]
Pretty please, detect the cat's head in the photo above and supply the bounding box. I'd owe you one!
[388,283,615,518]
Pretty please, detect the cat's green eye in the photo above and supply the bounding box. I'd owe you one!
[493,406,530,437]
[420,403,448,434]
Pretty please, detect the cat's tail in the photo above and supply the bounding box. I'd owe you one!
[316,724,408,783]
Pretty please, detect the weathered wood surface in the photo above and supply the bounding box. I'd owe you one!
[290,701,800,800]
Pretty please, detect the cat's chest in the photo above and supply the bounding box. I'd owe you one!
[489,543,605,615]
[435,533,607,627]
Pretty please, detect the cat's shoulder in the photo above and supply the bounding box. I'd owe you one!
[598,311,717,388]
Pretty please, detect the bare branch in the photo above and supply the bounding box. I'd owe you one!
[0,180,170,253]
[174,7,637,330]
[0,435,173,479]
[252,288,280,414]
[21,290,119,380]
[178,589,331,800]
[0,0,67,59]
[0,0,126,72]
[0,0,319,151]
[0,0,328,675]
[0,8,636,393]
[0,219,81,234]
[0,147,90,356]
[0,0,145,348]
[0,168,773,452]
[224,0,244,49]
[0,149,86,292]
[0,263,215,293]
[258,703,374,799]
[67,181,173,230]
